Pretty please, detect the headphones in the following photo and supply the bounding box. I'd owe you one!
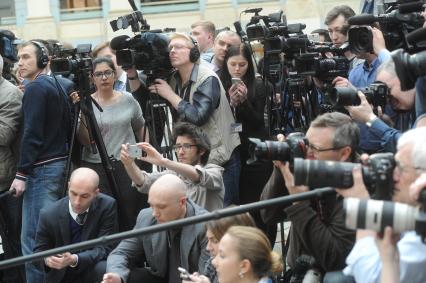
[31,41,49,69]
[189,36,200,63]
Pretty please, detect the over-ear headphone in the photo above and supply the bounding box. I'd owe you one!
[31,40,49,69]
[189,36,200,63]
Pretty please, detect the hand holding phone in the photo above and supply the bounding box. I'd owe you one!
[128,144,142,159]
[178,267,192,281]
[232,77,242,86]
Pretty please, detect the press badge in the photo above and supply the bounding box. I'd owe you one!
[231,123,243,133]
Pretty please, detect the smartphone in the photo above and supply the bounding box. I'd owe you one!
[178,267,192,281]
[128,144,142,159]
[231,77,242,86]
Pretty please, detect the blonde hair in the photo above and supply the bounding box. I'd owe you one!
[206,210,256,241]
[169,32,196,48]
[226,226,283,278]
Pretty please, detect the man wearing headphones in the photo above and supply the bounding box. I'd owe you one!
[147,33,240,205]
[10,41,71,283]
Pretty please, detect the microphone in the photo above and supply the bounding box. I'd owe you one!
[347,14,377,25]
[244,8,262,14]
[398,1,424,14]
[407,27,426,44]
[110,35,131,50]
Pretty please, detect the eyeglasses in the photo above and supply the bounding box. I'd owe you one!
[93,70,114,79]
[173,144,197,152]
[168,44,190,52]
[395,160,424,173]
[307,143,346,154]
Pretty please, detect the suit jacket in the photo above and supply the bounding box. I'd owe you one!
[106,199,210,283]
[34,193,118,283]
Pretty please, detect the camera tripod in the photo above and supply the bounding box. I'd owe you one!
[60,65,129,230]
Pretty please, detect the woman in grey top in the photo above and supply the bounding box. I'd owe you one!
[78,56,146,231]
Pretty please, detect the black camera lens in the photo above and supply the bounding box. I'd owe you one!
[329,87,360,107]
[294,158,356,188]
[348,26,373,54]
[247,138,291,164]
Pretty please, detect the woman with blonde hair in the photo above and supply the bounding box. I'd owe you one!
[212,226,283,283]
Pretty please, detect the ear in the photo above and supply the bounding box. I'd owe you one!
[339,146,352,161]
[179,196,187,207]
[95,187,100,195]
[239,259,252,274]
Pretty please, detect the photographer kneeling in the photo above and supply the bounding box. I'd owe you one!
[336,127,426,283]
[260,112,358,279]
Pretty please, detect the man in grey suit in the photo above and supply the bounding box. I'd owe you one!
[34,167,118,283]
[102,174,210,283]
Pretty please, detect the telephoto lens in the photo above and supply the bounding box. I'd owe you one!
[344,198,418,233]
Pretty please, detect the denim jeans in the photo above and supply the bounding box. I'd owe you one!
[21,160,66,283]
[223,148,241,206]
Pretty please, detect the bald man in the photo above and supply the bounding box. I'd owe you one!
[34,168,118,283]
[103,174,209,283]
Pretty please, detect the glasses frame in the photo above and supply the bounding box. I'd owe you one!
[93,69,115,79]
[173,144,197,152]
[307,143,346,153]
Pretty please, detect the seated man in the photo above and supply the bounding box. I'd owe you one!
[121,122,224,211]
[260,112,357,274]
[336,127,426,283]
[34,167,118,283]
[103,174,210,283]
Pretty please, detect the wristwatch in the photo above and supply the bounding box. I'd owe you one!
[366,115,378,127]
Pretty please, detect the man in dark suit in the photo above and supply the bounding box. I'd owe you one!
[102,174,210,283]
[34,167,118,283]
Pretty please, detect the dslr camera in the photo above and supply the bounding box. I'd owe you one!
[247,132,307,164]
[294,152,395,200]
[329,82,388,108]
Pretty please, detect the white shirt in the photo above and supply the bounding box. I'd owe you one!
[68,201,89,224]
[343,231,426,283]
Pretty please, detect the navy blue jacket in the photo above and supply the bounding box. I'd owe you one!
[16,74,71,179]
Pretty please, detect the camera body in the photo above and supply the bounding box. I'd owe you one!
[112,32,173,84]
[330,82,388,108]
[50,44,93,77]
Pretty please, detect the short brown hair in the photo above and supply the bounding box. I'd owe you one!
[324,5,355,26]
[206,211,256,241]
[191,20,216,36]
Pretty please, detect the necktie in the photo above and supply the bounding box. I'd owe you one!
[76,211,88,225]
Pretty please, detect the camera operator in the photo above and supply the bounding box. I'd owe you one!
[325,5,363,70]
[10,40,72,283]
[344,59,416,153]
[336,127,426,283]
[147,33,240,206]
[0,54,25,283]
[260,112,358,276]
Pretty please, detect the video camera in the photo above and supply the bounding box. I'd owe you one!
[51,44,92,76]
[247,132,307,164]
[330,82,388,108]
[348,0,425,53]
[109,6,173,84]
[344,192,426,241]
[0,29,19,83]
[294,152,395,200]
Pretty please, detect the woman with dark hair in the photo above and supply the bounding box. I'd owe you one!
[219,43,273,205]
[183,211,256,283]
[77,56,147,231]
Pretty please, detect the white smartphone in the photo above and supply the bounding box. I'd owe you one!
[232,77,242,86]
[128,144,142,159]
[178,267,192,281]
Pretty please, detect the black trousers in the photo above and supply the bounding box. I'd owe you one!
[128,268,166,283]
